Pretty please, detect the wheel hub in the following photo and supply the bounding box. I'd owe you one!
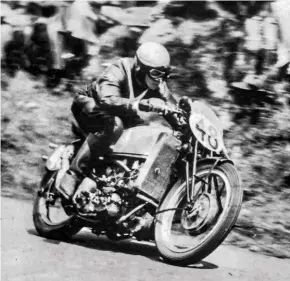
[181,193,219,234]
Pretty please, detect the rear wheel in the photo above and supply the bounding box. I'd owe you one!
[33,170,82,239]
[155,162,243,265]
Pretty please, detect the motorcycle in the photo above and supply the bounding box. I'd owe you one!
[33,97,243,266]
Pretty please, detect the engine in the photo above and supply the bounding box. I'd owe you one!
[73,160,141,218]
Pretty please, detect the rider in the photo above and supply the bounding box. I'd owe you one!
[57,41,178,199]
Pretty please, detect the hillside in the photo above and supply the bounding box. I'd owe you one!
[1,1,290,259]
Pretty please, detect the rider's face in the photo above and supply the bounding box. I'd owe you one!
[145,74,160,90]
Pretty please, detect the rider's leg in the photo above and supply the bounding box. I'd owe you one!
[57,104,124,199]
[58,131,110,199]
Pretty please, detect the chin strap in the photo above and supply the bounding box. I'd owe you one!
[158,80,171,101]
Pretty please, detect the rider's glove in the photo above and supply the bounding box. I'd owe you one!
[139,98,169,115]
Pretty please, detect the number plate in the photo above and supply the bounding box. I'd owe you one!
[189,101,224,153]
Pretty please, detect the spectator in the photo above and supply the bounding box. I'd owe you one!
[26,18,53,76]
[222,19,244,85]
[232,0,289,91]
[241,2,279,75]
[45,0,103,89]
[3,29,27,76]
[271,0,290,79]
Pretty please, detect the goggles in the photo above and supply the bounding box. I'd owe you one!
[148,68,170,81]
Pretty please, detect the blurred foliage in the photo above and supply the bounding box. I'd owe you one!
[1,0,290,258]
[163,1,218,21]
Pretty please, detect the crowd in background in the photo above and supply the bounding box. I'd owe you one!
[1,0,289,95]
[1,0,111,89]
[224,0,289,92]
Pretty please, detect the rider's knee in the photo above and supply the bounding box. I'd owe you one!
[94,115,124,143]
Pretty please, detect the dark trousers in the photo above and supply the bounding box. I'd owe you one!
[59,97,124,198]
[71,98,124,144]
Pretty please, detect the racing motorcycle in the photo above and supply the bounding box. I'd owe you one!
[33,97,243,266]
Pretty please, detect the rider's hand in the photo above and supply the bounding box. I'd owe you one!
[139,98,169,114]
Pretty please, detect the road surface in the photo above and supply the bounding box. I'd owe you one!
[2,197,290,281]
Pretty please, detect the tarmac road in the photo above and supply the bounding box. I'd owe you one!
[2,197,290,281]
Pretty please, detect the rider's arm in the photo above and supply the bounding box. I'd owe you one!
[163,102,182,130]
[164,91,178,109]
[92,63,137,117]
[158,80,177,108]
[159,83,182,130]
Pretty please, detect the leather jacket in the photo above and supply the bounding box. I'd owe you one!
[73,57,177,120]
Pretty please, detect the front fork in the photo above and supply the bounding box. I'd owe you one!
[185,140,222,206]
[185,139,198,203]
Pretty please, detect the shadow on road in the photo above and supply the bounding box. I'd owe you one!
[27,229,218,269]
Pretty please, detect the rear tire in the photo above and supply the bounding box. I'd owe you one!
[33,170,82,240]
[155,161,243,265]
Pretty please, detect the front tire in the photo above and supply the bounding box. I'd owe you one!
[155,161,243,265]
[33,170,82,240]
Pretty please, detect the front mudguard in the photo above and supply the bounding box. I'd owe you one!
[196,157,235,169]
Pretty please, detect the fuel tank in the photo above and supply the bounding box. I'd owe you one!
[111,125,173,157]
[110,125,181,201]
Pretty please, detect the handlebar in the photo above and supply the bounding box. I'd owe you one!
[161,107,183,116]
[138,100,183,116]
[143,96,192,129]
[159,106,187,129]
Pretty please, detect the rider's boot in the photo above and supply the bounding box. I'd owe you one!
[57,132,110,200]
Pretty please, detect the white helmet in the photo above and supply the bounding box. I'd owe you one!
[136,42,170,70]
[135,42,171,81]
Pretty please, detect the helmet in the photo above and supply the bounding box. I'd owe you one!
[135,42,170,82]
[136,42,170,70]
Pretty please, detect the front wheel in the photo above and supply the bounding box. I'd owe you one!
[33,170,82,239]
[155,161,243,265]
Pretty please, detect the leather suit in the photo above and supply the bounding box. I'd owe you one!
[59,57,177,199]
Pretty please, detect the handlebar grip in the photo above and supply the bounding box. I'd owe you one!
[138,100,152,112]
